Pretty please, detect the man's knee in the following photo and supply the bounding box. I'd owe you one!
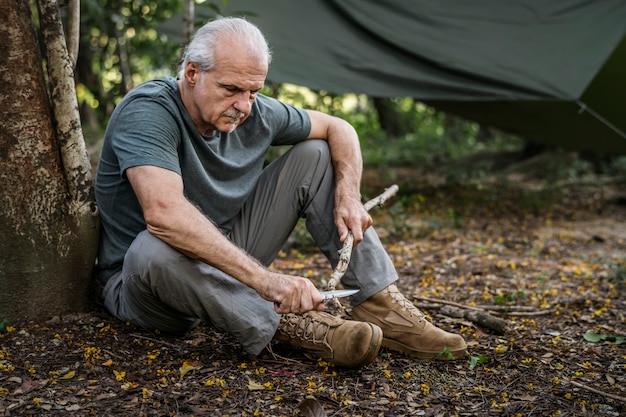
[127,231,181,270]
[290,139,331,166]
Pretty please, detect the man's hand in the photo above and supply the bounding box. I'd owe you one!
[257,271,325,314]
[334,193,373,245]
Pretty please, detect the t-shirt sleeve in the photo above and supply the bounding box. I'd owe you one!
[110,96,182,178]
[252,95,312,147]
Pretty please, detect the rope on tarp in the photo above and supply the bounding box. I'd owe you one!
[576,100,626,140]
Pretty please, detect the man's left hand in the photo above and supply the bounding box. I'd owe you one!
[334,194,372,245]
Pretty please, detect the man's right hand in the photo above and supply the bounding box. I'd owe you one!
[258,271,325,314]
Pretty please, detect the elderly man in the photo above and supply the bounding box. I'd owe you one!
[95,17,467,367]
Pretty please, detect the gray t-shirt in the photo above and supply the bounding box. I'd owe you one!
[95,77,311,283]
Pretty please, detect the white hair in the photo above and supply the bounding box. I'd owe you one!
[178,16,272,78]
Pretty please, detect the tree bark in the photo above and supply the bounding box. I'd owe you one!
[0,0,99,321]
[183,0,195,46]
[372,97,405,138]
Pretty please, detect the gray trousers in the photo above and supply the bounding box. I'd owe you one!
[103,140,397,355]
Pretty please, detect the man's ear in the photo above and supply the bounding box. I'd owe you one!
[183,62,200,86]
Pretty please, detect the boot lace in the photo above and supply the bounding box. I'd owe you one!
[278,313,333,351]
[385,285,428,322]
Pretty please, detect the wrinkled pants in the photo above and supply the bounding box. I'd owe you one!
[102,140,398,355]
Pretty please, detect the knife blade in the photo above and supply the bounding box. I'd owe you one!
[319,289,359,301]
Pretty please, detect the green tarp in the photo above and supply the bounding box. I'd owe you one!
[159,1,626,154]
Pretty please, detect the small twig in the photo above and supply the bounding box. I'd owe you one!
[565,379,626,403]
[130,333,183,350]
[472,304,547,312]
[504,309,557,317]
[266,343,309,367]
[415,296,485,312]
[101,348,124,360]
[326,185,399,291]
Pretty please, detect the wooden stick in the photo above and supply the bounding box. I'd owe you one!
[472,304,547,312]
[566,379,626,403]
[417,296,555,316]
[326,185,399,291]
[439,305,507,335]
[416,296,485,312]
[363,185,400,211]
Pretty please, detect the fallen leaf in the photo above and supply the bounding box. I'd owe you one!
[297,397,327,417]
[61,370,76,379]
[179,361,196,379]
[13,379,46,395]
[247,378,267,391]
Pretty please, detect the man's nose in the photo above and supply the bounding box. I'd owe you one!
[233,92,253,114]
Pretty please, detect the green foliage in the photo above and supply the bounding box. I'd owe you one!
[607,263,626,288]
[0,318,10,334]
[267,84,526,173]
[447,208,465,228]
[583,330,625,345]
[436,346,455,360]
[517,187,562,213]
[284,219,316,251]
[494,290,526,306]
[469,354,488,370]
[379,194,428,239]
[73,0,184,124]
[604,155,626,174]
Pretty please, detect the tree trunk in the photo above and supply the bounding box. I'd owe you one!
[183,0,195,46]
[0,0,99,321]
[372,97,405,138]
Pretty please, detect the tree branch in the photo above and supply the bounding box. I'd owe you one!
[37,0,96,215]
[565,379,626,403]
[66,0,79,69]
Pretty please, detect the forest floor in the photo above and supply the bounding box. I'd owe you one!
[1,154,626,417]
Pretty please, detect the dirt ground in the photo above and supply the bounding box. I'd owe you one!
[1,172,625,416]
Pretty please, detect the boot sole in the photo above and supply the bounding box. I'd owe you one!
[382,338,468,360]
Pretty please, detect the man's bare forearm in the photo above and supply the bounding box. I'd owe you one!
[146,198,270,290]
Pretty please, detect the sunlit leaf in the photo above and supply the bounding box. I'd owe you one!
[247,378,267,391]
[179,361,195,379]
[61,371,75,379]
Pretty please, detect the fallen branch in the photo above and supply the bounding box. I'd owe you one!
[326,185,399,291]
[439,305,507,335]
[415,296,508,334]
[565,379,626,403]
[472,304,548,312]
[417,296,555,316]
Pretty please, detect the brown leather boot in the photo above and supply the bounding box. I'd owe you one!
[274,311,382,367]
[351,284,467,360]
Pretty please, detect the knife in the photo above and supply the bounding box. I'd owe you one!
[319,289,359,301]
